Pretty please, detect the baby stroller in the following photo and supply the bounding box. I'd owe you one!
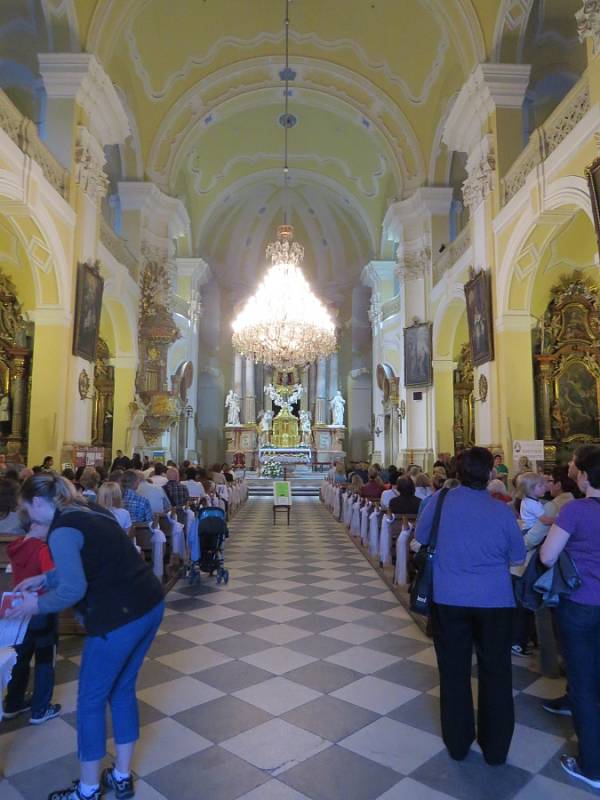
[187,506,230,585]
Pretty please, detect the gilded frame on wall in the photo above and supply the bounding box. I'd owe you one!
[464,269,494,367]
[585,156,600,253]
[403,322,432,387]
[73,261,104,362]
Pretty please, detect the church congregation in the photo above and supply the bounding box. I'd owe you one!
[1,1,600,798]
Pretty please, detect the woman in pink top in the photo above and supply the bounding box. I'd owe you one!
[360,467,384,501]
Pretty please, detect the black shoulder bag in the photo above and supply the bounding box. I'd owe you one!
[409,488,450,616]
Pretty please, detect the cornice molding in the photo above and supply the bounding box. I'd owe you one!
[118,181,190,240]
[38,53,130,146]
[384,187,454,242]
[443,63,531,155]
[176,257,212,286]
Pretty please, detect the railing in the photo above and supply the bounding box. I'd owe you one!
[171,294,190,319]
[501,76,590,206]
[432,225,471,285]
[99,218,140,281]
[381,295,402,321]
[0,89,69,201]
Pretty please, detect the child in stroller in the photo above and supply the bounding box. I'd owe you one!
[187,506,229,585]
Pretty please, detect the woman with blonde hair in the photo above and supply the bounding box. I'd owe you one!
[333,461,347,485]
[97,481,132,533]
[349,473,364,495]
[8,474,163,800]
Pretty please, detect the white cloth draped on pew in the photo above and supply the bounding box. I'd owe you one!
[343,494,353,528]
[350,499,362,537]
[394,525,412,586]
[379,514,393,565]
[368,510,381,557]
[151,527,167,578]
[360,502,372,545]
[333,488,341,520]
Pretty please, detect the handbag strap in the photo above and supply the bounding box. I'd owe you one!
[427,488,450,555]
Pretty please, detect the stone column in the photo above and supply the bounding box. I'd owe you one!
[316,358,328,424]
[537,358,553,441]
[234,353,243,396]
[432,359,457,456]
[110,355,137,454]
[328,353,339,400]
[243,358,256,423]
[308,362,317,417]
[301,365,310,411]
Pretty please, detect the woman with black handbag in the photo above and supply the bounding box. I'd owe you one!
[415,447,525,765]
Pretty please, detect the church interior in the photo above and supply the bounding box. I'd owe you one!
[0,1,600,799]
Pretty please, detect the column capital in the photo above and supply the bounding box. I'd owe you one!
[462,134,496,210]
[360,260,396,290]
[38,53,129,146]
[443,63,531,155]
[577,1,600,53]
[176,258,212,286]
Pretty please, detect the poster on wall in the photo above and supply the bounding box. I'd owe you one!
[404,322,432,387]
[72,261,104,362]
[464,269,494,367]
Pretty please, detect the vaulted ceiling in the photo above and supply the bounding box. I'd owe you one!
[0,1,585,300]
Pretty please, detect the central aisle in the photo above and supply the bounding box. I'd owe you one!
[3,497,575,800]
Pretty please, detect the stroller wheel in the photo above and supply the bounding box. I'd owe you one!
[224,570,229,585]
[216,575,222,585]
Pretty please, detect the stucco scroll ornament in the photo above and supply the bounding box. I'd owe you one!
[576,0,600,53]
[368,293,382,325]
[402,248,431,281]
[75,126,109,203]
[462,149,496,209]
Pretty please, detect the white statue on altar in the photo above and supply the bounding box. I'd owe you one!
[300,410,313,446]
[330,390,346,427]
[258,409,274,444]
[225,389,241,426]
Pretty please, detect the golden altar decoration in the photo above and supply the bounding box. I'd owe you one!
[272,406,300,448]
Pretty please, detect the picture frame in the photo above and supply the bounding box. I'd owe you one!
[464,269,494,367]
[73,261,104,362]
[404,322,433,387]
[585,156,600,253]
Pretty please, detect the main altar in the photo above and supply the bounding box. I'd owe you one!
[224,378,346,473]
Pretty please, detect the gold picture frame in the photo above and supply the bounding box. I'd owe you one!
[585,156,600,253]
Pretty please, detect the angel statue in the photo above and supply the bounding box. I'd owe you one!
[330,390,346,427]
[300,409,313,446]
[127,394,149,450]
[225,389,241,426]
[258,409,274,445]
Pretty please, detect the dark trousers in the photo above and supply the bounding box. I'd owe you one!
[430,604,515,764]
[4,614,58,715]
[556,599,600,780]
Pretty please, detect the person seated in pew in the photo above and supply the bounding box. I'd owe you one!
[0,476,26,535]
[97,482,132,534]
[120,470,153,524]
[164,468,190,508]
[389,476,422,516]
[135,472,171,515]
[181,467,207,499]
[360,466,384,501]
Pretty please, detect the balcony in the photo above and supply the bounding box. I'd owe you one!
[432,226,472,285]
[0,89,69,201]
[501,75,590,206]
[99,218,140,282]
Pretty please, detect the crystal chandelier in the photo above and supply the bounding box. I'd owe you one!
[231,1,337,370]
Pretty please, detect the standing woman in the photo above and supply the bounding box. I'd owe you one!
[7,475,164,800]
[541,446,600,791]
[416,447,525,765]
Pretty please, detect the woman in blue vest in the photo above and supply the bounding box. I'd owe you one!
[8,474,164,800]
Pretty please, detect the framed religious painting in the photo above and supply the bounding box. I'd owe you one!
[585,157,600,254]
[404,322,432,387]
[464,269,494,367]
[73,261,104,362]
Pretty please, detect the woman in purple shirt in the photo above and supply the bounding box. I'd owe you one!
[416,447,525,766]
[541,446,600,791]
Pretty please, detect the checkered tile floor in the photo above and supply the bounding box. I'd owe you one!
[1,497,592,799]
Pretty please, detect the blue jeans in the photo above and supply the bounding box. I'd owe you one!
[556,599,600,779]
[77,602,164,762]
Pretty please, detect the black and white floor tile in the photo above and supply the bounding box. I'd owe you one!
[1,497,591,800]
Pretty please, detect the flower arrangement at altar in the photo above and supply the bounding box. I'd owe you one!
[262,457,283,478]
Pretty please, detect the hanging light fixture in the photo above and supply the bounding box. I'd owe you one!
[231,0,337,370]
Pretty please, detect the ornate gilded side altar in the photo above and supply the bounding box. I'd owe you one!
[534,272,600,462]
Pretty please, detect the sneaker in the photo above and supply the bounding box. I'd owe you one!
[542,695,572,716]
[30,703,61,725]
[101,766,135,800]
[3,696,32,719]
[511,644,532,658]
[48,781,101,800]
[560,755,600,789]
